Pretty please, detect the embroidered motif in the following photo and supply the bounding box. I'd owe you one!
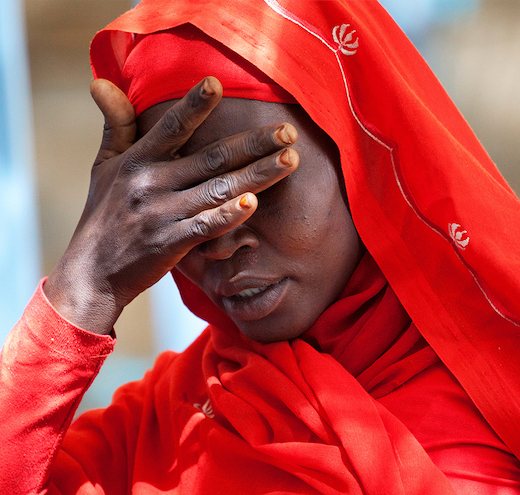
[449,223,470,250]
[193,398,215,418]
[332,24,359,55]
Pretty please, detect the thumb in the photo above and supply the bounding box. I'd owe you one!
[90,78,137,166]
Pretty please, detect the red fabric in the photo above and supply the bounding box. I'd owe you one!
[0,280,115,494]
[1,291,519,493]
[121,24,296,116]
[380,362,520,493]
[91,0,520,493]
[302,253,439,399]
[176,251,441,400]
[169,256,461,493]
[1,1,520,493]
[90,0,520,462]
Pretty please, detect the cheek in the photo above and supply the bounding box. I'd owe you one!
[298,187,353,250]
[310,201,362,280]
[176,250,204,285]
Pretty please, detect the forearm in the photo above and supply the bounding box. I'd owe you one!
[0,280,115,494]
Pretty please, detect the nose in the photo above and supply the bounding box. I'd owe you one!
[198,225,260,260]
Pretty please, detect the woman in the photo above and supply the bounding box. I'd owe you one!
[1,0,520,493]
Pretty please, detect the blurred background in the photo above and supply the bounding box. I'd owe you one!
[1,0,519,412]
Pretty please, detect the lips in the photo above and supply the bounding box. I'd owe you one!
[219,277,289,322]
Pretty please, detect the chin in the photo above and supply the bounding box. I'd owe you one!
[237,321,308,344]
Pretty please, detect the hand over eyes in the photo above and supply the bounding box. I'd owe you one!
[44,77,298,334]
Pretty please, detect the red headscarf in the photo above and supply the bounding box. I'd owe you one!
[116,23,297,115]
[90,0,520,492]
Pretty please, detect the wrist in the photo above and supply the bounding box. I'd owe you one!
[44,264,122,335]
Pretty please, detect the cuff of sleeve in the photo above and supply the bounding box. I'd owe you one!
[20,278,116,362]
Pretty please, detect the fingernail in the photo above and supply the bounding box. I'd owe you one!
[239,194,251,209]
[277,148,296,168]
[275,124,297,145]
[200,78,216,98]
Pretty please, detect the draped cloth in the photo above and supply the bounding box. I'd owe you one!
[115,23,297,115]
[89,0,520,492]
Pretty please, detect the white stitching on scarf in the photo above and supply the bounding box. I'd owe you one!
[332,24,359,55]
[448,223,470,250]
[263,0,336,50]
[262,0,520,328]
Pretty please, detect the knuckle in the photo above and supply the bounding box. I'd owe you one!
[243,130,266,157]
[121,149,147,174]
[206,176,233,204]
[234,162,270,194]
[186,87,203,109]
[161,110,184,139]
[190,214,214,239]
[189,208,231,240]
[246,163,269,188]
[125,173,155,211]
[162,99,202,137]
[203,142,232,173]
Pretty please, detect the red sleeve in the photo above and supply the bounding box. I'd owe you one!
[0,280,115,495]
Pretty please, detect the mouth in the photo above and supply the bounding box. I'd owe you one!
[220,277,289,322]
[234,286,269,298]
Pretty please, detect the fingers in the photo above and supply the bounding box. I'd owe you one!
[178,148,299,217]
[133,122,298,192]
[133,77,223,162]
[91,79,137,166]
[119,76,297,194]
[115,120,299,223]
[174,123,298,189]
[172,193,258,254]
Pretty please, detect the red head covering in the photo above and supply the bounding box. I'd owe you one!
[90,0,520,492]
[118,24,296,116]
[101,19,437,397]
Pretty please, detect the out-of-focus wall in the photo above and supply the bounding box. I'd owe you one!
[0,0,40,340]
[24,0,520,410]
[25,0,156,357]
[430,0,520,192]
[25,0,157,411]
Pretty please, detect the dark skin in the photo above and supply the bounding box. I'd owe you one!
[44,76,363,342]
[139,98,363,342]
[44,77,298,335]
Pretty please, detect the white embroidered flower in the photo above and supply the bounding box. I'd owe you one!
[449,223,470,250]
[193,398,215,418]
[332,24,359,55]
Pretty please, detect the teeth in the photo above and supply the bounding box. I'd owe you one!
[236,286,268,298]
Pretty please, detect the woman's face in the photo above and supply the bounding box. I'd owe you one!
[138,98,364,343]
